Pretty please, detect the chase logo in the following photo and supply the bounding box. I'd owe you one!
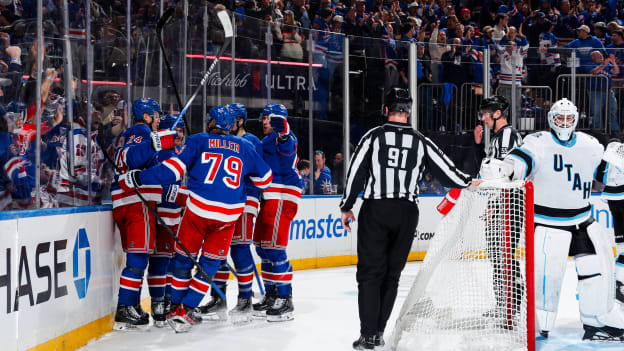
[73,228,91,299]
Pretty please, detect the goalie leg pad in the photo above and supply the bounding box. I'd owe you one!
[576,254,610,319]
[534,225,571,332]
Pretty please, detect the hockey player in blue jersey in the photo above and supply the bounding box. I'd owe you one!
[199,103,263,323]
[252,103,303,322]
[147,113,187,327]
[111,97,177,330]
[117,105,273,333]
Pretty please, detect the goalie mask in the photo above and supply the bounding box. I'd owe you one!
[548,98,578,141]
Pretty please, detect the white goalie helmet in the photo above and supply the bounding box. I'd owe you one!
[547,98,578,141]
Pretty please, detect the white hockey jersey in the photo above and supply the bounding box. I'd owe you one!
[505,131,606,226]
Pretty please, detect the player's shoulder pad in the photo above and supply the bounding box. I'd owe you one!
[236,135,255,151]
[575,131,605,152]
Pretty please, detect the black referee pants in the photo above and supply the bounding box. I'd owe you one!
[356,199,419,337]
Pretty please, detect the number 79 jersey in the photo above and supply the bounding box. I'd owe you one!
[139,133,273,222]
[506,131,607,226]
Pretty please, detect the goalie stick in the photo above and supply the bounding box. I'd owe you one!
[97,125,226,300]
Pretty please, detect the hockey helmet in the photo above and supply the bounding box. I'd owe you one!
[147,98,162,114]
[228,103,248,123]
[159,114,184,130]
[207,105,235,132]
[548,98,578,141]
[132,98,156,121]
[478,95,509,120]
[385,87,412,114]
[261,103,288,119]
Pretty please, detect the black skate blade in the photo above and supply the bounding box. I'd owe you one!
[266,311,294,322]
[582,325,624,342]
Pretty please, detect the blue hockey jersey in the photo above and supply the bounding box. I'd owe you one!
[240,132,263,215]
[111,123,162,208]
[262,131,303,203]
[138,132,272,223]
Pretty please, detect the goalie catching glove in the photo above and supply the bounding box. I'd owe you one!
[117,170,142,192]
[479,158,514,180]
[151,130,177,151]
[270,114,290,137]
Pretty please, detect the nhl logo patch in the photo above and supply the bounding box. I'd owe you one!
[219,249,224,255]
[131,241,134,247]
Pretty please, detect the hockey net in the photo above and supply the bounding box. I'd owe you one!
[391,180,534,351]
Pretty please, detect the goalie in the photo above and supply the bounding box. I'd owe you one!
[502,98,624,341]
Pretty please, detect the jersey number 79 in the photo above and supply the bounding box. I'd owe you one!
[202,152,242,189]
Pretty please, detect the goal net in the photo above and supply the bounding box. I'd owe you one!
[391,180,534,351]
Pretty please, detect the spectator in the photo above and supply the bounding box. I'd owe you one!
[607,30,624,84]
[594,22,611,46]
[587,50,619,132]
[496,25,528,124]
[428,20,450,83]
[331,152,344,194]
[568,24,606,73]
[313,150,332,194]
[297,159,311,194]
[537,20,561,90]
[278,10,304,61]
[492,13,508,41]
[554,0,579,39]
[441,37,473,88]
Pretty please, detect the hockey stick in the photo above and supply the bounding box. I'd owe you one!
[156,7,191,136]
[169,9,233,131]
[97,126,226,300]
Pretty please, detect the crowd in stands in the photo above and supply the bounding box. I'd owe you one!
[4,0,624,212]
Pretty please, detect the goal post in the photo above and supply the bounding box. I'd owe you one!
[391,180,535,351]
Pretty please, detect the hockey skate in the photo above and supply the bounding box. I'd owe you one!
[151,301,167,328]
[582,324,624,342]
[266,295,294,322]
[113,305,149,330]
[134,303,150,324]
[199,295,227,321]
[229,297,253,324]
[375,332,385,347]
[352,335,375,350]
[252,293,276,318]
[167,304,202,333]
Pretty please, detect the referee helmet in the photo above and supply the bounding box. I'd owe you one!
[385,87,412,115]
[478,95,509,121]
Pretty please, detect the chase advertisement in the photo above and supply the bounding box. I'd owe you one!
[0,210,115,350]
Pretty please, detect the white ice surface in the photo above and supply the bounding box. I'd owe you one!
[79,260,622,351]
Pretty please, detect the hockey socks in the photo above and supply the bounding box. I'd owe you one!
[180,256,221,308]
[262,249,293,296]
[231,244,255,299]
[118,253,148,307]
[210,260,229,297]
[148,256,170,301]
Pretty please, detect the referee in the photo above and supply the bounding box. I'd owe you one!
[340,87,477,350]
[474,95,523,171]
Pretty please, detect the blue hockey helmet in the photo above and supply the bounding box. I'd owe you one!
[227,103,248,123]
[159,114,184,130]
[261,103,288,119]
[132,98,156,121]
[207,105,235,132]
[147,98,162,114]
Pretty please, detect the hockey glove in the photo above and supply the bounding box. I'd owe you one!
[151,130,177,151]
[165,184,188,206]
[117,170,142,192]
[269,114,290,137]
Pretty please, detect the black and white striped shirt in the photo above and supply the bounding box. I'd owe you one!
[339,122,472,212]
[485,125,523,161]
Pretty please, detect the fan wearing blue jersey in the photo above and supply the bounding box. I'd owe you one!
[199,103,263,323]
[111,97,177,330]
[116,105,273,333]
[252,103,303,322]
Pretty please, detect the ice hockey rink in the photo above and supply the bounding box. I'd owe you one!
[76,259,624,351]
